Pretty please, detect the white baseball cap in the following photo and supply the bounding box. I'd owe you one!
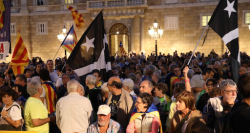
[97,105,111,115]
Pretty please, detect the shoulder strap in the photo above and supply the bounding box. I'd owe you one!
[174,110,192,133]
[6,104,20,112]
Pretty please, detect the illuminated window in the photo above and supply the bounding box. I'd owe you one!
[201,15,211,27]
[245,12,250,25]
[65,0,74,4]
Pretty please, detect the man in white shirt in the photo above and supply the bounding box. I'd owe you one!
[56,79,93,133]
[47,60,59,83]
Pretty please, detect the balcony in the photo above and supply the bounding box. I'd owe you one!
[87,0,147,9]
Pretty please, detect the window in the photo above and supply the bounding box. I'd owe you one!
[64,21,75,31]
[65,0,74,4]
[244,12,250,25]
[164,16,179,30]
[200,14,211,27]
[37,0,44,5]
[36,22,48,35]
[10,23,16,36]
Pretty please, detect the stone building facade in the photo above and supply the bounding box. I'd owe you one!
[6,0,250,62]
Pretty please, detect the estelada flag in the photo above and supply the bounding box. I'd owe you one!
[10,27,29,76]
[61,25,77,53]
[0,0,5,29]
[119,41,126,55]
[67,6,84,29]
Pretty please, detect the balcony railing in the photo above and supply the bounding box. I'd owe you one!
[87,0,147,8]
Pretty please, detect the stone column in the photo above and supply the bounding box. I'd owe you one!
[132,15,140,54]
[140,15,145,52]
[20,0,28,13]
[130,17,134,53]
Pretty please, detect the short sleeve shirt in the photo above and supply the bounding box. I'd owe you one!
[2,102,22,121]
[24,97,49,133]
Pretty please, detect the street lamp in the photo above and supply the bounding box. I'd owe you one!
[57,26,67,42]
[148,20,163,58]
[57,26,67,56]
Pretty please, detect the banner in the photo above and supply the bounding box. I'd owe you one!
[0,41,9,60]
[0,0,10,53]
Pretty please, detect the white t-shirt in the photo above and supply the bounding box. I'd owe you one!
[49,70,59,82]
[2,102,22,121]
[56,78,63,87]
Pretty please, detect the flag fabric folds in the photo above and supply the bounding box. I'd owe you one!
[67,11,112,82]
[10,28,29,76]
[61,25,77,53]
[119,41,126,55]
[0,0,5,29]
[67,6,84,29]
[129,104,163,133]
[42,82,57,114]
[208,0,240,83]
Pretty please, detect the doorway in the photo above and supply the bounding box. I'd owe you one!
[109,23,129,56]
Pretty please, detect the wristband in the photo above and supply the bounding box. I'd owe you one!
[185,79,190,82]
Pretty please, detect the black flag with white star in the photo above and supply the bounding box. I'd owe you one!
[208,0,240,83]
[67,11,112,82]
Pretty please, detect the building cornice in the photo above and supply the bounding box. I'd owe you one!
[11,10,90,16]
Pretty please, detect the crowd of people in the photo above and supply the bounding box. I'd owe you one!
[0,49,250,133]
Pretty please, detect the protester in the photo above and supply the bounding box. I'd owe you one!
[11,84,26,108]
[24,81,55,133]
[86,75,103,113]
[190,68,215,102]
[57,73,70,100]
[196,78,218,112]
[15,74,29,99]
[87,105,123,133]
[126,93,161,133]
[171,90,209,133]
[229,73,250,132]
[0,72,6,88]
[107,77,133,132]
[39,69,57,114]
[122,78,137,102]
[203,79,238,132]
[33,63,42,77]
[169,66,185,96]
[23,68,32,82]
[46,60,59,82]
[0,87,23,130]
[239,66,246,76]
[100,82,109,103]
[92,69,103,88]
[56,79,93,133]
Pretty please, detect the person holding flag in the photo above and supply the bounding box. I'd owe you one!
[126,93,162,133]
[10,26,29,76]
[119,41,126,55]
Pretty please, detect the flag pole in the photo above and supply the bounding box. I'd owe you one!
[53,46,62,61]
[187,24,209,65]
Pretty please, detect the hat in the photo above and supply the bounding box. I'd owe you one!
[97,105,111,115]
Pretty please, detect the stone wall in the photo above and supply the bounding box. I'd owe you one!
[143,2,250,57]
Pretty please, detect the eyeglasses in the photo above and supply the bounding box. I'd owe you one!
[206,84,214,87]
[224,90,238,94]
[174,70,180,72]
[107,84,112,87]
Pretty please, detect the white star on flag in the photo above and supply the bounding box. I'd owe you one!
[81,36,95,52]
[224,0,236,18]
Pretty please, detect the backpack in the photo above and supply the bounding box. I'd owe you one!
[0,104,24,131]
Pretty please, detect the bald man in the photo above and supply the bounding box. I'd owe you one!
[106,77,133,132]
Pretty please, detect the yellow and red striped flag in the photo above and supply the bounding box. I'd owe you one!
[0,0,5,29]
[10,27,29,76]
[67,6,84,29]
[119,41,126,55]
[42,82,57,114]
